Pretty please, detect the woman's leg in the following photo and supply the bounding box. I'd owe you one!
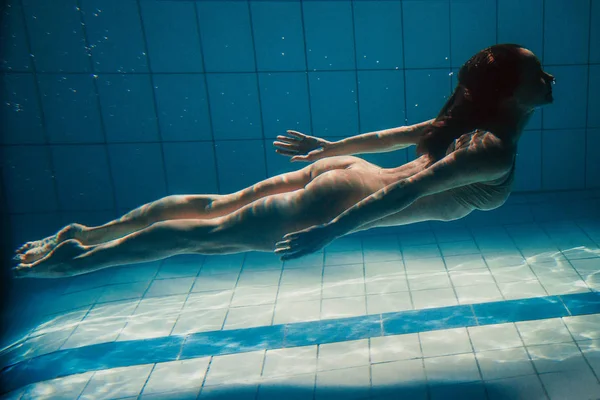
[15,167,314,264]
[14,186,331,279]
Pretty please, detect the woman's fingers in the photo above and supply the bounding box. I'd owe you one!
[273,141,299,151]
[276,134,301,142]
[286,130,308,139]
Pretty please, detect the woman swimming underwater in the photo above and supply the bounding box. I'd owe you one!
[13,44,555,278]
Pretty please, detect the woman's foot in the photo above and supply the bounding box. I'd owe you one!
[13,223,85,265]
[13,239,89,278]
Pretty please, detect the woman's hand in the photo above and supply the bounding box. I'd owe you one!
[275,223,340,261]
[273,130,335,162]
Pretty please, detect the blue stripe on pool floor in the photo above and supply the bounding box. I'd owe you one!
[1,291,599,394]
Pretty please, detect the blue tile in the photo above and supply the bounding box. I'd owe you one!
[1,146,58,213]
[589,65,600,128]
[206,73,263,140]
[587,129,600,188]
[526,109,542,130]
[402,0,450,69]
[591,0,600,63]
[264,138,306,177]
[450,0,496,68]
[542,65,588,130]
[215,140,266,194]
[472,296,568,325]
[514,130,542,191]
[303,1,355,71]
[139,0,203,73]
[497,0,544,59]
[284,315,382,347]
[542,129,586,190]
[107,143,167,209]
[561,292,600,315]
[354,1,404,70]
[358,70,406,133]
[383,305,476,335]
[404,69,451,125]
[80,0,149,73]
[163,142,219,195]
[37,74,103,144]
[544,0,590,65]
[153,74,212,142]
[0,0,33,72]
[8,213,62,250]
[258,72,311,140]
[197,1,255,73]
[50,145,114,211]
[309,71,358,137]
[0,73,44,144]
[250,1,305,71]
[181,325,285,359]
[21,0,89,73]
[96,74,159,142]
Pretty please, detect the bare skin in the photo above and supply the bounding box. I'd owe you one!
[13,48,553,278]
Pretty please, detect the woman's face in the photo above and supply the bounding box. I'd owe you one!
[514,49,555,108]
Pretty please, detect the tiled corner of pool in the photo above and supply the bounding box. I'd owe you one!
[1,193,600,398]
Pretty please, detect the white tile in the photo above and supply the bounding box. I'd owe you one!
[204,351,264,387]
[224,305,274,329]
[322,264,364,283]
[321,296,366,319]
[273,300,321,325]
[366,291,412,314]
[16,326,75,361]
[276,283,321,303]
[143,358,210,395]
[157,255,203,278]
[476,347,534,380]
[497,280,547,300]
[516,319,573,346]
[110,262,160,284]
[371,359,427,398]
[423,353,481,384]
[316,366,370,400]
[370,333,421,363]
[318,339,370,371]
[262,346,318,378]
[434,228,473,243]
[231,285,279,307]
[407,272,451,291]
[411,288,458,309]
[490,264,537,283]
[539,369,600,400]
[324,251,363,266]
[468,324,523,352]
[402,243,441,260]
[364,260,404,277]
[97,281,150,303]
[237,270,282,287]
[21,371,94,400]
[171,308,228,335]
[144,277,195,298]
[537,272,590,295]
[439,240,480,256]
[191,273,239,292]
[404,257,447,274]
[420,328,472,358]
[528,342,589,373]
[79,364,154,400]
[325,237,362,253]
[257,373,315,400]
[365,275,408,295]
[280,267,323,286]
[578,339,600,376]
[563,314,600,341]
[200,254,245,276]
[485,375,547,400]
[243,251,284,271]
[483,254,527,269]
[183,290,233,311]
[322,281,365,299]
[282,252,324,269]
[398,231,436,247]
[455,283,503,304]
[118,315,178,341]
[444,254,488,271]
[61,318,127,349]
[449,269,495,287]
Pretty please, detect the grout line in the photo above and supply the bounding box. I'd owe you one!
[135,0,170,195]
[76,0,119,218]
[246,0,269,185]
[193,1,222,195]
